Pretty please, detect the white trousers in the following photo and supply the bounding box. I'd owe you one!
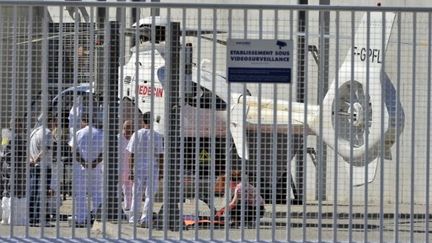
[129,172,159,223]
[1,196,27,225]
[72,162,103,224]
[121,179,133,211]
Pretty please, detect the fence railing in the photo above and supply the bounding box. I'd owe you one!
[0,1,430,242]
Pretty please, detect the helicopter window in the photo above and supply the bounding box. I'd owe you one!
[124,76,132,84]
[157,66,226,110]
[157,66,166,86]
[186,82,227,110]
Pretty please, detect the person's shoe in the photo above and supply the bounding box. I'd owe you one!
[74,222,90,228]
[72,219,92,228]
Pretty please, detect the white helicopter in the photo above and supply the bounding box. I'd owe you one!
[118,12,404,187]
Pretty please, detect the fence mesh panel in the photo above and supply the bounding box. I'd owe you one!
[0,2,430,242]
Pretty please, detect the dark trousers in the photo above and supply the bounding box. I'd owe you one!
[29,166,52,223]
[29,166,41,223]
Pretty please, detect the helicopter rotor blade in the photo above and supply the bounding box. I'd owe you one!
[15,29,105,46]
[14,25,226,46]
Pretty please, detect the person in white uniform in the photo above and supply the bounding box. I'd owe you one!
[68,95,83,141]
[68,114,104,227]
[118,120,134,212]
[126,112,163,226]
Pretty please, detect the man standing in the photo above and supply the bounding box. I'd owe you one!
[68,114,104,228]
[118,120,133,213]
[127,112,163,227]
[28,113,56,227]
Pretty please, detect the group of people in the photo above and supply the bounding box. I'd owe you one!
[1,106,265,228]
[68,99,164,228]
[0,109,164,228]
[1,114,59,227]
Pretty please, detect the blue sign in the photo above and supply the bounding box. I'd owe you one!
[226,39,293,83]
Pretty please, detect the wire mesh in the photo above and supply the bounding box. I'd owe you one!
[0,2,430,242]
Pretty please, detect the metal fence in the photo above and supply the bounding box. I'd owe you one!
[0,1,430,242]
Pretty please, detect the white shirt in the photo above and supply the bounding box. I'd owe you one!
[68,125,104,164]
[126,128,163,176]
[29,125,53,166]
[68,95,83,140]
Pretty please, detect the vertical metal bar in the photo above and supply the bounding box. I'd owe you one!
[256,8,263,242]
[379,11,387,243]
[55,6,63,236]
[89,7,98,237]
[301,10,309,243]
[40,6,49,237]
[333,10,340,243]
[71,6,78,237]
[0,6,2,183]
[271,9,278,243]
[317,9,324,242]
[316,0,329,205]
[194,7,202,240]
[130,0,139,47]
[0,6,5,235]
[96,1,106,95]
[394,11,402,243]
[364,11,371,243]
[426,11,431,243]
[348,10,355,243]
[89,32,97,237]
[89,6,97,237]
[87,22,95,237]
[163,9,171,237]
[165,8,182,235]
[117,5,125,238]
[102,7,112,237]
[9,5,17,237]
[286,9,294,242]
[25,5,33,237]
[210,7,217,238]
[410,12,417,243]
[224,8,232,241]
[148,7,157,239]
[178,7,186,239]
[240,8,248,241]
[132,6,140,239]
[295,0,307,208]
